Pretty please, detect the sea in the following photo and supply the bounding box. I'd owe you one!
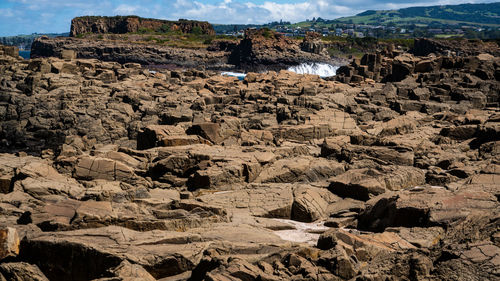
[19,50,31,59]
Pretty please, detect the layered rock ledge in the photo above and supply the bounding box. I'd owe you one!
[31,28,334,71]
[70,16,215,37]
[0,42,499,280]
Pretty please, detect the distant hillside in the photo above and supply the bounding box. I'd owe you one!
[337,2,500,26]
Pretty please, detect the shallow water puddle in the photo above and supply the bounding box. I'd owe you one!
[272,219,328,245]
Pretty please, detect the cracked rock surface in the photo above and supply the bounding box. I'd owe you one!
[0,42,499,281]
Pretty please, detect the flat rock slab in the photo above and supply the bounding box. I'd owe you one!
[328,165,425,201]
[197,184,294,218]
[20,226,208,280]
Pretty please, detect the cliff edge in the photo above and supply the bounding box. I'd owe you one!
[229,28,332,71]
[70,16,215,37]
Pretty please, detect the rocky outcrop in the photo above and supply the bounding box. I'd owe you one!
[0,43,499,281]
[335,49,500,110]
[412,38,500,57]
[32,26,336,71]
[70,16,215,37]
[0,45,19,58]
[30,36,229,67]
[300,32,327,55]
[229,28,332,71]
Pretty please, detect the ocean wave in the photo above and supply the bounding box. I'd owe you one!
[221,71,246,80]
[287,63,339,77]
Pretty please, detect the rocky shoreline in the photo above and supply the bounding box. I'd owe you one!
[31,29,337,72]
[0,36,499,281]
[31,36,232,69]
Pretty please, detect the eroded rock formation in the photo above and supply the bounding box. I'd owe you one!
[0,42,499,281]
[31,28,335,71]
[229,29,332,71]
[30,36,230,68]
[70,16,215,37]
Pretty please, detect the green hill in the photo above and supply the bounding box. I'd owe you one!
[336,2,500,27]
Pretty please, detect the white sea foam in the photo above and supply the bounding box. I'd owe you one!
[221,71,246,80]
[272,219,328,245]
[287,63,339,77]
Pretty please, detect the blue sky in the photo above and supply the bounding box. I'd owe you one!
[0,0,498,36]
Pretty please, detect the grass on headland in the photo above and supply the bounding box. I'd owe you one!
[76,30,239,49]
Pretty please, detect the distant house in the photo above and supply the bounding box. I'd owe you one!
[354,32,364,38]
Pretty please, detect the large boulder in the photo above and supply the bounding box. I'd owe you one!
[256,156,344,184]
[291,186,330,222]
[358,185,499,232]
[20,226,208,280]
[74,156,138,183]
[0,262,49,281]
[137,125,209,149]
[229,28,331,71]
[17,160,85,200]
[70,16,215,37]
[198,184,294,218]
[328,166,425,201]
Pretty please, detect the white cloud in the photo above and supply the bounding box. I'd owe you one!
[0,8,14,17]
[114,4,140,15]
[168,0,355,24]
[1,0,499,36]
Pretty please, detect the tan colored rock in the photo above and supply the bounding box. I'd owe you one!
[186,122,223,144]
[74,156,137,183]
[21,226,206,280]
[292,186,329,222]
[374,114,420,136]
[0,155,31,194]
[72,201,117,227]
[0,262,48,281]
[138,125,210,149]
[106,260,156,281]
[82,180,128,202]
[272,110,359,142]
[358,186,499,231]
[256,156,344,184]
[1,45,18,57]
[328,166,425,201]
[60,49,77,60]
[0,227,19,260]
[318,228,416,255]
[198,184,294,218]
[16,160,85,199]
[386,227,444,248]
[29,199,81,231]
